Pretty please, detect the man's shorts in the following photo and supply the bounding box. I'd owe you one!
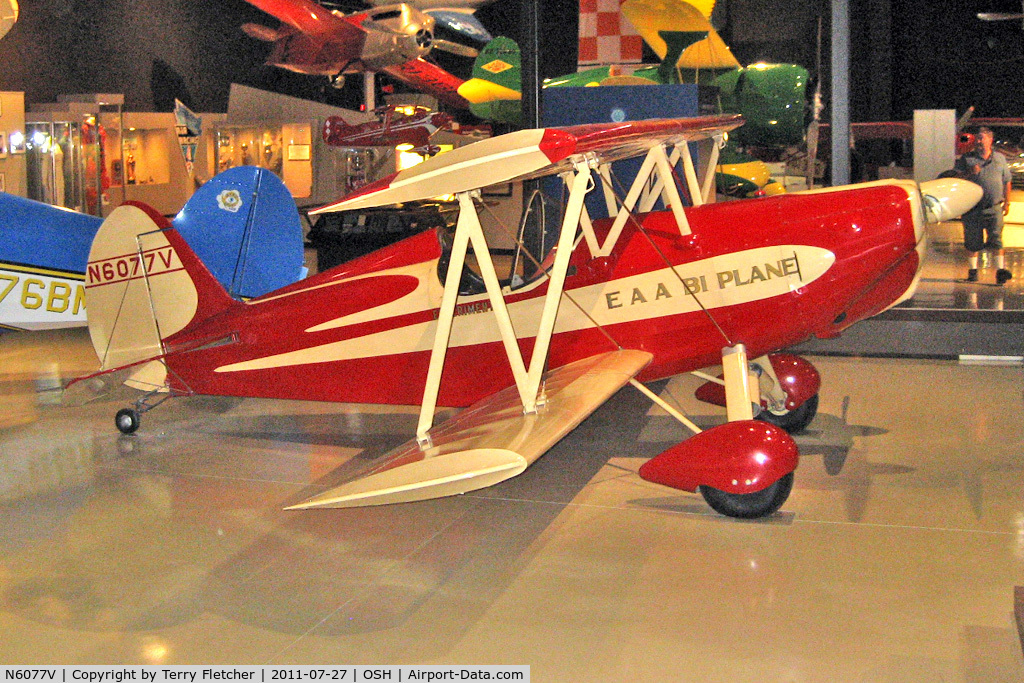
[962,206,1004,251]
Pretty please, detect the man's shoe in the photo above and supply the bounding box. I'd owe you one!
[967,269,979,282]
[996,268,1013,285]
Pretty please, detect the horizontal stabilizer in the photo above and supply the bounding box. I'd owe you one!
[287,349,652,509]
[241,22,282,42]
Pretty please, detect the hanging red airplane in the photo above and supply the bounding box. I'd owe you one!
[240,0,471,108]
[323,104,453,154]
[366,0,496,44]
[68,115,982,519]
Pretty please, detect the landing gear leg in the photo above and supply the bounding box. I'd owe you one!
[751,353,821,434]
[698,344,797,518]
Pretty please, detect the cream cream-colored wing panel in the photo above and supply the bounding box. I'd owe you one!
[288,349,653,509]
[311,128,552,214]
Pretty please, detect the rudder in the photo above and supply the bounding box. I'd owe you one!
[85,202,238,382]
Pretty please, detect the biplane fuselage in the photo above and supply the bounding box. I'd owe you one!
[152,180,922,408]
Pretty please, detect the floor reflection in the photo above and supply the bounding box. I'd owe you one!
[908,220,1024,311]
[1,314,1023,677]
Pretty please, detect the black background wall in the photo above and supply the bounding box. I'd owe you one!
[0,0,1022,122]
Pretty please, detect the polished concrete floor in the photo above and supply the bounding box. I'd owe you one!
[0,329,1022,681]
[911,219,1024,311]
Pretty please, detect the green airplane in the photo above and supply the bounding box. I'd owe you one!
[455,0,811,195]
[458,36,808,150]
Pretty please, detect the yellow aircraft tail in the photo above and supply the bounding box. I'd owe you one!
[621,0,740,70]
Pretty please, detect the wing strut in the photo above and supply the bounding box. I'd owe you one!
[417,158,595,444]
[573,134,725,259]
[638,135,724,211]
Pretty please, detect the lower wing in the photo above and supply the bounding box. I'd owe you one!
[287,349,653,509]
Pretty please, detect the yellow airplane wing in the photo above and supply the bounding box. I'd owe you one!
[622,0,741,70]
[1,0,18,41]
[457,77,521,105]
[686,0,717,18]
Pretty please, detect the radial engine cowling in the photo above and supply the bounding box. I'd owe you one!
[361,4,435,70]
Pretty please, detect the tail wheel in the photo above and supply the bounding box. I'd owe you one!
[700,472,794,519]
[758,393,819,434]
[115,408,140,435]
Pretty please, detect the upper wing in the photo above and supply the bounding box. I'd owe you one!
[242,0,359,38]
[622,0,740,70]
[287,349,652,509]
[311,114,743,214]
[381,58,470,110]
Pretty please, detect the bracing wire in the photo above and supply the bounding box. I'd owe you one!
[605,155,734,346]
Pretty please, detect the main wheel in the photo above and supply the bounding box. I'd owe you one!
[700,472,794,519]
[758,393,819,434]
[115,408,140,435]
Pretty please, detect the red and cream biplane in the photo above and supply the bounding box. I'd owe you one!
[323,104,453,155]
[70,115,981,518]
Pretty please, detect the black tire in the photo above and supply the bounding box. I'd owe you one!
[758,393,819,434]
[700,472,794,519]
[115,408,140,435]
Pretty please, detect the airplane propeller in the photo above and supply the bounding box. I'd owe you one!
[414,26,432,49]
[363,11,477,61]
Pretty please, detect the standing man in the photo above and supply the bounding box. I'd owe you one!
[956,126,1013,285]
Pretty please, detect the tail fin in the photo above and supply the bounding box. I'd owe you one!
[457,37,522,125]
[85,202,238,378]
[172,166,305,299]
[620,0,740,71]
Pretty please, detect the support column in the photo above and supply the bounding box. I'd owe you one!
[830,0,850,186]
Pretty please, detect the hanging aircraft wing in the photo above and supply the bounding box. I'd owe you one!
[621,0,741,70]
[381,57,471,110]
[243,0,358,37]
[311,113,743,214]
[287,349,652,509]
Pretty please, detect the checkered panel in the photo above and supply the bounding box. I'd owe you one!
[578,0,643,66]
